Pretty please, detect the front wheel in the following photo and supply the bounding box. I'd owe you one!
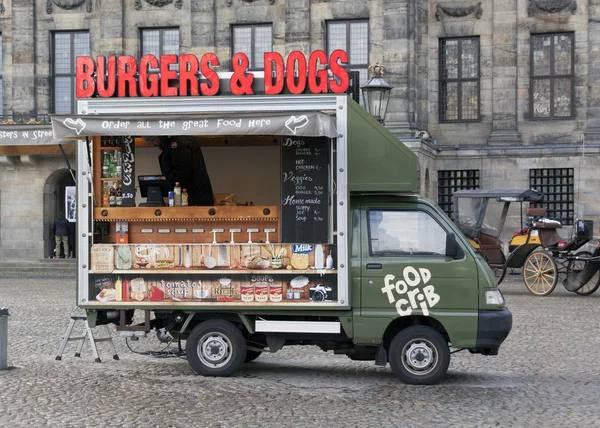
[388,326,450,385]
[522,251,558,296]
[187,320,247,377]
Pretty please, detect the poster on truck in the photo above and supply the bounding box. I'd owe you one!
[88,243,337,305]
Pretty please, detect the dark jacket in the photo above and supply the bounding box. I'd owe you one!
[158,136,214,206]
[54,215,69,236]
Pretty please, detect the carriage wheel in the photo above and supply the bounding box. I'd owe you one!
[567,251,600,296]
[522,251,558,296]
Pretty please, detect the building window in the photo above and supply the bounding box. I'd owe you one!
[141,28,180,58]
[232,24,272,70]
[439,37,480,122]
[52,31,89,114]
[327,20,369,88]
[529,168,574,225]
[437,170,480,218]
[530,33,574,119]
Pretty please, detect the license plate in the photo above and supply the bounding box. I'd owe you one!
[530,230,539,237]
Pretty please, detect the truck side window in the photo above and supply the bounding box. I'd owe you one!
[368,210,447,256]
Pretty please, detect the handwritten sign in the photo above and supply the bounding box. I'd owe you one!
[280,137,329,243]
[120,136,136,207]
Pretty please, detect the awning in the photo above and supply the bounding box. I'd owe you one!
[51,111,338,139]
[0,125,63,146]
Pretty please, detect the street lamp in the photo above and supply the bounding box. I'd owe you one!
[360,60,393,124]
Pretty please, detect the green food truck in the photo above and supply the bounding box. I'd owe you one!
[51,55,511,385]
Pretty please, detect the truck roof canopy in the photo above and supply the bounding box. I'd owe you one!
[49,95,419,194]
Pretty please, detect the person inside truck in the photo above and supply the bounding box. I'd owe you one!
[143,135,214,206]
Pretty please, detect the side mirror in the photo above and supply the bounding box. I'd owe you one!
[445,233,464,259]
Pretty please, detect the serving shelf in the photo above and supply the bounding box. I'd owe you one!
[94,269,338,275]
[94,205,279,222]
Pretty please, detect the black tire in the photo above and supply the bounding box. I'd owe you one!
[388,326,450,385]
[244,350,263,363]
[186,320,247,377]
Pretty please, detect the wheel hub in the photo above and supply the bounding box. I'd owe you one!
[404,342,434,371]
[198,334,231,367]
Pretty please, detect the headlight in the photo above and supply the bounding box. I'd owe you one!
[486,289,504,305]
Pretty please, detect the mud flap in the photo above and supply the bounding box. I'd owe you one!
[563,248,600,292]
[375,343,387,367]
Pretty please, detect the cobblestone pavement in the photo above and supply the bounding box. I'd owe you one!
[1,274,599,428]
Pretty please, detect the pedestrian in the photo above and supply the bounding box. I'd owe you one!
[54,212,69,259]
[67,220,76,258]
[142,135,214,206]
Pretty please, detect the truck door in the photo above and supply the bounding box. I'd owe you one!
[353,202,479,345]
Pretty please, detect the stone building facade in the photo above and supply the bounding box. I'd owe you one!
[0,0,598,259]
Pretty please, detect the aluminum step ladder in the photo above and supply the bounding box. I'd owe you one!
[55,316,119,363]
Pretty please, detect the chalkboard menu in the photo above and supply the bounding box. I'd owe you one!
[120,136,136,207]
[280,136,329,243]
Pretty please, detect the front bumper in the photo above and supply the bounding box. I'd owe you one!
[475,307,512,355]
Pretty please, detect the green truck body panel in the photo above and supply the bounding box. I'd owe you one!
[346,99,419,194]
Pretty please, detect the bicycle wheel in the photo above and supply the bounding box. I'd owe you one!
[522,250,558,296]
[567,251,600,296]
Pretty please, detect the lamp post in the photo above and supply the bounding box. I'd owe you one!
[360,60,393,124]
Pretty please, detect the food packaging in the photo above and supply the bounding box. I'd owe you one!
[241,283,254,302]
[269,282,283,302]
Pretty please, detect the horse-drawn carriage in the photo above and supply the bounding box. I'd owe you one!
[452,189,599,296]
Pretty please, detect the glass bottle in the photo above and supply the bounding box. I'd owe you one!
[102,152,109,178]
[109,182,117,207]
[116,183,123,207]
[115,151,122,179]
[102,182,110,207]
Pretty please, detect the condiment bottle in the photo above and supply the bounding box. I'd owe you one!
[115,277,122,302]
[174,182,182,206]
[122,279,129,302]
[326,251,334,270]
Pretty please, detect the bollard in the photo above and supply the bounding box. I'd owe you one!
[0,307,9,370]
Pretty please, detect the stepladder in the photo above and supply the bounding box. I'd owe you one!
[56,316,119,363]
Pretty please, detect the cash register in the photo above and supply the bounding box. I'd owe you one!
[138,175,171,207]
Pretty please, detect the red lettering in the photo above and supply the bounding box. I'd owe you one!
[160,55,178,97]
[230,53,254,95]
[264,52,284,95]
[76,56,95,98]
[308,50,328,94]
[96,56,116,98]
[286,51,307,95]
[328,50,349,93]
[179,54,199,96]
[200,53,220,96]
[139,55,159,97]
[117,56,138,97]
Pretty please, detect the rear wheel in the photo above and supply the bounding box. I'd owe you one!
[567,251,600,296]
[522,251,558,296]
[388,326,450,385]
[187,320,247,377]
